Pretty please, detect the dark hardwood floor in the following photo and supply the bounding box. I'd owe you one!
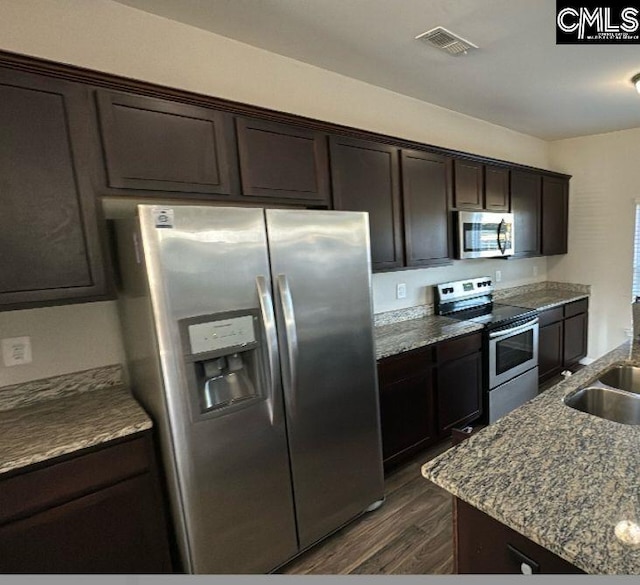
[279,440,454,575]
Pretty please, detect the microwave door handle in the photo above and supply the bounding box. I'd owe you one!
[497,219,506,254]
[256,275,281,426]
[276,274,298,417]
[488,318,539,339]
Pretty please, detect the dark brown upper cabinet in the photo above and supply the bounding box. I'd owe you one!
[0,68,110,310]
[510,170,541,258]
[329,136,403,271]
[541,176,569,255]
[96,90,236,195]
[484,165,510,211]
[452,159,483,210]
[453,160,510,212]
[236,117,330,204]
[401,150,452,268]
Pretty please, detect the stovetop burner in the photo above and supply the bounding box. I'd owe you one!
[445,302,538,329]
[434,276,538,330]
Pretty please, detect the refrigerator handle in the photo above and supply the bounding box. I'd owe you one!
[276,274,298,414]
[256,275,281,425]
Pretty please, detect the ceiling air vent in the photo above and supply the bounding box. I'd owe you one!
[415,26,478,56]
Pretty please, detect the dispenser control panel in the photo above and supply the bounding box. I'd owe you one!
[188,315,256,355]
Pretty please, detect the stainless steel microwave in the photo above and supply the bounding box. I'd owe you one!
[456,211,515,259]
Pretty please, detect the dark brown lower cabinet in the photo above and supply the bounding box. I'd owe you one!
[563,312,588,367]
[436,333,483,437]
[377,332,483,472]
[378,346,435,471]
[538,299,588,383]
[454,498,584,574]
[0,432,173,574]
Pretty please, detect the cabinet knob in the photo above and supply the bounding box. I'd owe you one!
[507,543,540,574]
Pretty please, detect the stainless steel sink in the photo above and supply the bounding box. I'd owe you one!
[564,386,640,425]
[598,365,640,394]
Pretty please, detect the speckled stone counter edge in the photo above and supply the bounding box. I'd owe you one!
[0,364,123,412]
[493,280,591,300]
[374,304,434,327]
[374,281,590,327]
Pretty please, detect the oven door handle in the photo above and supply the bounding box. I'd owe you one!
[488,317,539,339]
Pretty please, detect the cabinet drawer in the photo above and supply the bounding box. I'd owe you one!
[0,434,151,524]
[436,333,482,364]
[378,346,434,386]
[538,306,563,327]
[564,298,588,318]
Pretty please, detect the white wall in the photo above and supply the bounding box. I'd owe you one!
[0,302,125,387]
[373,258,547,314]
[0,0,552,385]
[548,127,640,360]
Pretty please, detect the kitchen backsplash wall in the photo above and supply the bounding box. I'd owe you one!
[0,302,125,388]
[372,256,548,314]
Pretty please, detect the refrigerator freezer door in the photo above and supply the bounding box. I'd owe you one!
[266,209,385,549]
[134,205,297,573]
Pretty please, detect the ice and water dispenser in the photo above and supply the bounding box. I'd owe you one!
[180,312,262,415]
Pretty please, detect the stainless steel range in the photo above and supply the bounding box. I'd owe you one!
[435,277,539,424]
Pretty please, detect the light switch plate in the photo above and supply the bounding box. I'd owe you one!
[2,337,32,367]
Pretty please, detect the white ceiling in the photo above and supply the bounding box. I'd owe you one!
[113,0,640,140]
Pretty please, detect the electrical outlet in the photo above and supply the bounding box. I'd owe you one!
[495,270,502,283]
[396,283,407,299]
[533,265,538,277]
[2,336,32,367]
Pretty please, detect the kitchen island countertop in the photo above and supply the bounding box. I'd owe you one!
[422,340,640,575]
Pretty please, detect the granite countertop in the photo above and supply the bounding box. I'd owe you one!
[374,315,485,360]
[0,367,152,476]
[374,281,590,360]
[499,289,589,311]
[422,340,640,575]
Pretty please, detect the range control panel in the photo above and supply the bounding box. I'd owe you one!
[436,276,493,303]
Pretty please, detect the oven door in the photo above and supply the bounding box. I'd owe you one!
[488,318,539,389]
[457,211,514,259]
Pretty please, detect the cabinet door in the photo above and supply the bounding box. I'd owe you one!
[510,171,541,257]
[330,136,403,270]
[378,371,434,468]
[564,312,588,367]
[0,474,171,573]
[401,149,452,267]
[437,351,482,436]
[454,498,584,574]
[542,176,569,255]
[236,117,330,203]
[485,165,510,211]
[539,321,563,382]
[0,68,109,309]
[96,90,235,195]
[453,159,483,209]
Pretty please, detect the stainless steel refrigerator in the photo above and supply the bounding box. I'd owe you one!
[113,204,385,574]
